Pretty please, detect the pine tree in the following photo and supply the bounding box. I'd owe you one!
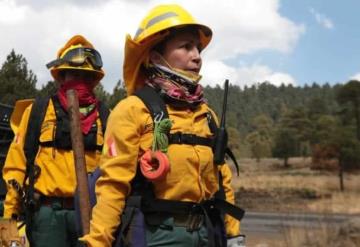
[38,80,58,97]
[108,80,126,109]
[336,80,360,141]
[0,50,37,105]
[94,83,111,107]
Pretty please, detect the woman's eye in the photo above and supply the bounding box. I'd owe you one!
[180,42,201,53]
[182,43,192,50]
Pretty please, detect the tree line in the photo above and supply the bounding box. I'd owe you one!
[1,50,360,173]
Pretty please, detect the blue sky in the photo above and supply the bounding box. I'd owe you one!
[274,0,360,85]
[223,0,360,86]
[0,0,359,91]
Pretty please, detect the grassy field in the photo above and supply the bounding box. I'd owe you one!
[232,157,360,247]
[233,157,360,215]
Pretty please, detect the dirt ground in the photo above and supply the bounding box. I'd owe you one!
[231,158,360,247]
[232,157,360,215]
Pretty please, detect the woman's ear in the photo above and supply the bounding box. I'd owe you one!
[149,51,162,64]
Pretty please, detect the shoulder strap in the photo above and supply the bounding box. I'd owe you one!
[23,96,49,207]
[225,148,239,176]
[98,101,110,134]
[207,111,218,135]
[134,85,169,122]
[214,171,225,200]
[135,87,240,176]
[23,96,50,166]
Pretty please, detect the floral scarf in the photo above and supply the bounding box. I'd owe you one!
[146,63,205,107]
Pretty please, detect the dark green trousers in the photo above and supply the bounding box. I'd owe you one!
[28,202,82,247]
[146,216,208,247]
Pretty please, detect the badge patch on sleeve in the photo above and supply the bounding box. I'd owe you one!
[103,136,117,157]
[14,133,21,144]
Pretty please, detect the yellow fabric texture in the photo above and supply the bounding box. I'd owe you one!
[219,164,241,236]
[2,99,104,218]
[123,33,166,96]
[10,99,33,133]
[81,96,239,246]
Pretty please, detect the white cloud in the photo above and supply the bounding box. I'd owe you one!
[201,60,296,87]
[310,8,334,30]
[0,0,303,92]
[350,73,360,81]
[195,0,305,60]
[264,72,295,86]
[0,0,28,24]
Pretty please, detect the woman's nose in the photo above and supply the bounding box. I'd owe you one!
[191,47,201,65]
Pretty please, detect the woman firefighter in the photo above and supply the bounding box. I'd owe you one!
[3,35,109,247]
[82,4,243,247]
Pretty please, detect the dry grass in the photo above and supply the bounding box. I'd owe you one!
[283,225,336,247]
[232,157,360,214]
[232,157,360,246]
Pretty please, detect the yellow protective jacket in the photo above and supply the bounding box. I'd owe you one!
[82,95,239,246]
[3,99,104,218]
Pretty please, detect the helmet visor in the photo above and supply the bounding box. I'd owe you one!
[46,47,103,70]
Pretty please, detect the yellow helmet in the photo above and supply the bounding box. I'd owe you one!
[48,35,105,82]
[123,4,212,95]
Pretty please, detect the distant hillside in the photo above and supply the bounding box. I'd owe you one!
[204,82,339,137]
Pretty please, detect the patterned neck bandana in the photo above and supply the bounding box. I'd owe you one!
[146,63,206,107]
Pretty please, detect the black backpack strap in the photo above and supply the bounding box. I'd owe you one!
[23,96,50,183]
[212,198,245,221]
[23,96,49,244]
[214,171,225,201]
[134,85,169,122]
[225,148,239,176]
[98,101,110,134]
[207,111,218,135]
[168,132,213,147]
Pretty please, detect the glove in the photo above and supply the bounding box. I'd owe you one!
[227,234,246,247]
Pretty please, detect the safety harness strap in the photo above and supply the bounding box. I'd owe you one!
[225,147,240,176]
[129,86,243,247]
[23,95,109,198]
[211,198,245,221]
[169,132,213,147]
[136,84,239,178]
[134,85,169,122]
[37,95,108,151]
[135,86,220,149]
[139,197,244,247]
[214,171,225,201]
[23,96,49,245]
[39,141,103,151]
[140,198,244,221]
[133,85,241,206]
[98,100,110,135]
[23,96,49,200]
